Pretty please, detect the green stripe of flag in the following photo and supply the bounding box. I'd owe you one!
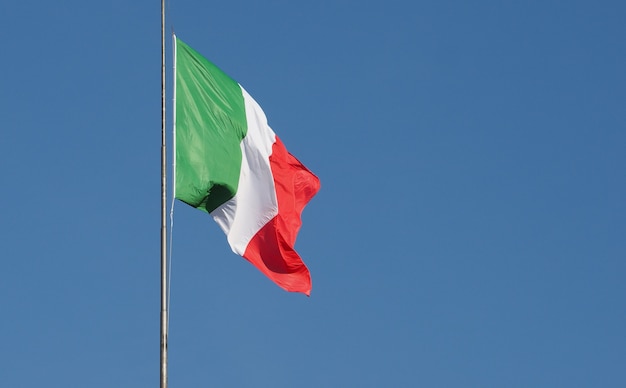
[174,38,248,213]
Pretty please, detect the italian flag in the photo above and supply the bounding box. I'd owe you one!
[173,37,320,295]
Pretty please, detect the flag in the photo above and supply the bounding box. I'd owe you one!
[173,37,320,295]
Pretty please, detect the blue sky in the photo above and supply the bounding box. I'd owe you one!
[1,1,625,386]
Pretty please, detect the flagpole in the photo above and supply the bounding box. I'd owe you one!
[160,0,168,384]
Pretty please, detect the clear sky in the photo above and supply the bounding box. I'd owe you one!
[1,1,625,387]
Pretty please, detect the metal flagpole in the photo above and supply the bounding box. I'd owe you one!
[160,0,168,384]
